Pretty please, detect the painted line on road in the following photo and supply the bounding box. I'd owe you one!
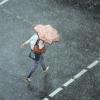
[49,87,63,97]
[2,8,33,25]
[16,15,22,20]
[2,8,12,15]
[87,60,99,69]
[98,58,100,60]
[43,59,100,100]
[43,98,49,100]
[0,0,9,6]
[73,69,88,79]
[63,78,74,87]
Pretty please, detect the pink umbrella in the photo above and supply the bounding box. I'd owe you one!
[34,24,60,44]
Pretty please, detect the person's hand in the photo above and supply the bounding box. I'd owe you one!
[20,43,26,48]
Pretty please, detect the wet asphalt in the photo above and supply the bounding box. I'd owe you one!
[0,0,100,100]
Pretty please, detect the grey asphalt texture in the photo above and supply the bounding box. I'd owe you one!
[0,0,100,100]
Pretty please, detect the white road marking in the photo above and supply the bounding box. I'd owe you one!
[16,16,22,19]
[98,58,100,60]
[49,87,63,97]
[87,60,100,69]
[2,8,33,25]
[43,98,49,100]
[43,59,100,100]
[63,78,74,87]
[0,0,9,6]
[3,8,12,15]
[74,69,88,79]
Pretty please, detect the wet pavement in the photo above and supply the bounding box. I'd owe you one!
[0,0,100,100]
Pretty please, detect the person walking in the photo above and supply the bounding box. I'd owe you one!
[21,24,60,82]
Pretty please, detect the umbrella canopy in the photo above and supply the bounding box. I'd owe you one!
[34,24,60,44]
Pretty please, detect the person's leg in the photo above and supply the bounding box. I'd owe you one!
[26,53,41,82]
[27,61,38,78]
[39,55,49,72]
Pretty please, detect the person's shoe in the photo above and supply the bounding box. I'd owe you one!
[43,66,49,72]
[26,78,31,83]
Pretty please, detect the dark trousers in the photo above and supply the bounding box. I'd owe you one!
[27,51,47,78]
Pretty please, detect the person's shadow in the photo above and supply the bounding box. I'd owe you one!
[38,73,52,99]
[27,83,34,91]
[26,72,52,100]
